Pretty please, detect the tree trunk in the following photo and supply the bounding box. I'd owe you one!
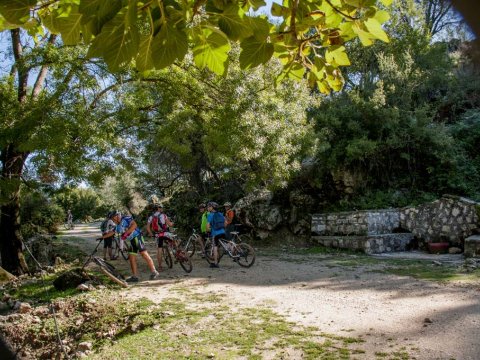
[0,145,29,275]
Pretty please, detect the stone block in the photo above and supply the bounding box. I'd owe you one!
[464,235,480,258]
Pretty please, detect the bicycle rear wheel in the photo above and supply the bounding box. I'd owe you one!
[176,250,193,273]
[163,246,173,268]
[93,257,128,287]
[180,236,196,258]
[204,240,225,265]
[233,243,255,268]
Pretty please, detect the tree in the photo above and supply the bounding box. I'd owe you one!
[0,0,392,94]
[119,51,317,196]
[0,29,139,274]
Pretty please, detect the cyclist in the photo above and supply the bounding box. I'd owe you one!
[99,211,117,261]
[198,203,208,257]
[206,201,226,268]
[108,211,159,283]
[223,202,235,240]
[67,209,73,229]
[146,204,174,271]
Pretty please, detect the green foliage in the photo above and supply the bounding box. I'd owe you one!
[132,51,317,195]
[53,187,107,221]
[305,1,480,209]
[0,0,392,94]
[20,190,65,237]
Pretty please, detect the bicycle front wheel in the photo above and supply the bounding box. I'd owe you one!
[93,257,128,287]
[180,236,196,258]
[112,239,129,260]
[176,250,193,273]
[234,243,255,268]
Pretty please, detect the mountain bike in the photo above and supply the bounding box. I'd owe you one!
[179,228,205,258]
[204,236,255,268]
[82,238,128,287]
[111,233,129,260]
[155,232,192,273]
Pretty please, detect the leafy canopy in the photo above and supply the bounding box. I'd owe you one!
[0,0,391,93]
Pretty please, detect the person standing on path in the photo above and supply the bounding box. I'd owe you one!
[108,211,159,283]
[146,204,174,271]
[206,202,226,268]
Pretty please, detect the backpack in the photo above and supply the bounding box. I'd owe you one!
[212,212,225,231]
[100,219,109,234]
[151,213,168,233]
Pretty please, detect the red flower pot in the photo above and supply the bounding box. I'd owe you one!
[427,242,449,254]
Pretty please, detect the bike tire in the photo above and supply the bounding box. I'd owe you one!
[93,257,128,288]
[181,236,196,258]
[63,223,69,230]
[176,250,193,273]
[234,243,255,268]
[163,246,173,269]
[204,240,225,264]
[112,239,129,260]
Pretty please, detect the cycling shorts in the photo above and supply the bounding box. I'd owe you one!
[213,233,226,247]
[129,235,146,254]
[103,236,113,248]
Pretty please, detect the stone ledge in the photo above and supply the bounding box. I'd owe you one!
[311,233,414,254]
[464,235,480,258]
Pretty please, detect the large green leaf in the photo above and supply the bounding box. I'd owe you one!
[217,4,252,41]
[54,6,83,45]
[352,22,374,46]
[239,35,274,69]
[364,17,389,42]
[151,23,188,69]
[192,27,231,75]
[136,35,155,72]
[247,16,270,41]
[0,14,18,30]
[79,0,122,35]
[325,45,351,66]
[0,0,36,25]
[87,13,140,72]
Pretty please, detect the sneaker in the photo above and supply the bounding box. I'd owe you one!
[209,263,219,268]
[110,256,118,261]
[150,271,160,280]
[126,276,139,283]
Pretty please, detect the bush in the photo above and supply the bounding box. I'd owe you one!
[20,191,65,237]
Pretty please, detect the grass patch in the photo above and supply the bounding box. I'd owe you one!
[0,273,78,305]
[70,293,369,360]
[382,263,480,282]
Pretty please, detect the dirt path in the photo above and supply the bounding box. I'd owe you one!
[64,223,480,360]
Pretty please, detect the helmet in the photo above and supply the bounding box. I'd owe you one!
[223,202,232,207]
[153,203,163,210]
[207,201,218,209]
[109,210,121,219]
[198,203,206,208]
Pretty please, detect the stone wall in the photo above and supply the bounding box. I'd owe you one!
[400,195,479,245]
[311,209,400,236]
[311,195,480,253]
[312,233,414,254]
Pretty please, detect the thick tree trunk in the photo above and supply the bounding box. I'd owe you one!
[0,145,29,275]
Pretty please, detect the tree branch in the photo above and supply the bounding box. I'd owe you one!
[11,29,29,103]
[31,34,57,99]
